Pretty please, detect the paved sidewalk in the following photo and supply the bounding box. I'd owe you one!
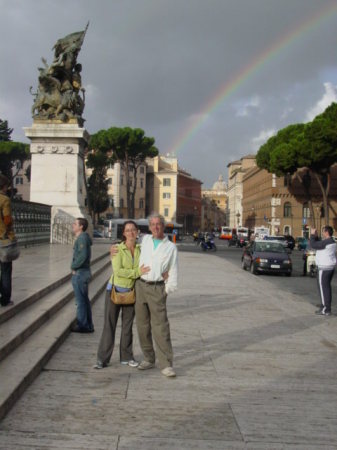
[1,250,337,448]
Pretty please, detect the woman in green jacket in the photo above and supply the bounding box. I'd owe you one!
[94,220,150,369]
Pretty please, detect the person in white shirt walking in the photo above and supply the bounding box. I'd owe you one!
[310,226,337,316]
[136,213,178,377]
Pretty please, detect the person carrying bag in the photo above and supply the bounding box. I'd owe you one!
[94,220,150,369]
[0,174,19,307]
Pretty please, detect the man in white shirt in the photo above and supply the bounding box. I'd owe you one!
[136,213,178,377]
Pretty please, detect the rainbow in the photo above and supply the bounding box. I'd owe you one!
[167,2,337,156]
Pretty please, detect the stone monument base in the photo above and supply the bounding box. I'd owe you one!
[24,121,92,244]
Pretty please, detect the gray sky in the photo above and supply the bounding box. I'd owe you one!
[1,0,337,187]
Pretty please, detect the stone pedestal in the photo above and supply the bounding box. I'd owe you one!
[24,121,92,243]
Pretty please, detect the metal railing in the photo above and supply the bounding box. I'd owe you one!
[52,209,75,245]
[12,200,51,246]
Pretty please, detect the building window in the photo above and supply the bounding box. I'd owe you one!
[284,202,292,218]
[140,178,144,189]
[284,174,292,187]
[303,202,310,218]
[139,199,144,209]
[15,177,23,185]
[163,178,171,186]
[140,166,145,174]
[164,208,169,217]
[284,225,291,235]
[163,192,171,199]
[120,198,124,208]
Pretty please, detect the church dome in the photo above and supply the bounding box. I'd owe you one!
[212,175,226,191]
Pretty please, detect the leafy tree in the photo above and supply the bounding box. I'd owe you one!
[256,103,337,226]
[0,119,30,197]
[89,127,158,218]
[0,119,13,142]
[86,151,111,225]
[0,141,30,197]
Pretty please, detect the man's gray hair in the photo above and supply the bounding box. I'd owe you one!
[148,212,166,226]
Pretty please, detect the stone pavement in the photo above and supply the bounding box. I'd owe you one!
[7,240,110,308]
[1,249,337,449]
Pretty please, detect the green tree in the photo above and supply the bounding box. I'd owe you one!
[0,119,13,142]
[256,103,337,226]
[86,150,111,225]
[0,141,30,197]
[89,127,158,218]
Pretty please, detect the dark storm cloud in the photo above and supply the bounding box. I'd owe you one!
[1,0,337,186]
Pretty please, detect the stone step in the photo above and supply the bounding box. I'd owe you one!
[0,264,111,421]
[0,256,110,364]
[0,250,109,326]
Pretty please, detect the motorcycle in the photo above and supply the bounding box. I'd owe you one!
[236,236,248,248]
[200,237,217,251]
[306,250,317,277]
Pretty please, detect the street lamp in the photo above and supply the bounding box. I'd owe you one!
[236,212,241,226]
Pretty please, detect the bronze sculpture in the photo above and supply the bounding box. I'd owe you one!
[30,23,88,124]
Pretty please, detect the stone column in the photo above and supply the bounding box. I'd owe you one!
[113,162,121,218]
[24,120,92,243]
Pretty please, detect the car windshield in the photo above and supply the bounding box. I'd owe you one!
[255,243,285,253]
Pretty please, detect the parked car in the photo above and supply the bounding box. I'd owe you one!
[93,229,104,238]
[241,239,292,276]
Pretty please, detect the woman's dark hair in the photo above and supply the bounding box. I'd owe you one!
[122,220,139,241]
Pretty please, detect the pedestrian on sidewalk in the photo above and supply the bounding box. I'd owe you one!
[94,220,150,369]
[0,174,15,307]
[70,217,94,333]
[310,226,337,316]
[135,213,178,378]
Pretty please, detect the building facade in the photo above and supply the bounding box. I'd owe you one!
[242,164,337,237]
[201,175,227,230]
[226,155,256,228]
[146,155,202,233]
[86,162,147,219]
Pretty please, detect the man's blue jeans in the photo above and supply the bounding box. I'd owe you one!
[71,269,93,331]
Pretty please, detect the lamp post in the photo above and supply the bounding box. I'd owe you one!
[236,212,241,227]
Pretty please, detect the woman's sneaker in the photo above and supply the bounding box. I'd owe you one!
[121,360,139,368]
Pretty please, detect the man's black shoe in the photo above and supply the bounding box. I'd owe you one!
[0,301,14,307]
[71,325,94,333]
[315,309,331,316]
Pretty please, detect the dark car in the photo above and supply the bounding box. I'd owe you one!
[241,240,292,276]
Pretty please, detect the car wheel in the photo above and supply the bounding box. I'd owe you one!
[241,259,246,270]
[250,262,257,275]
[286,272,292,277]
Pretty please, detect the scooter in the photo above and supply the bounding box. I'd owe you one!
[200,237,217,251]
[306,250,317,277]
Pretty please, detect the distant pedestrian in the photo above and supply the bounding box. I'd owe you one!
[0,174,16,307]
[94,220,150,369]
[70,217,94,332]
[310,226,337,316]
[135,213,178,377]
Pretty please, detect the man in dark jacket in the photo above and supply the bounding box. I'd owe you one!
[310,226,337,316]
[71,217,94,332]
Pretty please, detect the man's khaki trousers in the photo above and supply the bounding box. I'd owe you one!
[135,279,173,369]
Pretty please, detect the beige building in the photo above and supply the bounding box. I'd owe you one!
[242,164,337,237]
[226,155,256,228]
[86,162,147,219]
[146,155,202,232]
[201,175,227,230]
[13,159,31,201]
